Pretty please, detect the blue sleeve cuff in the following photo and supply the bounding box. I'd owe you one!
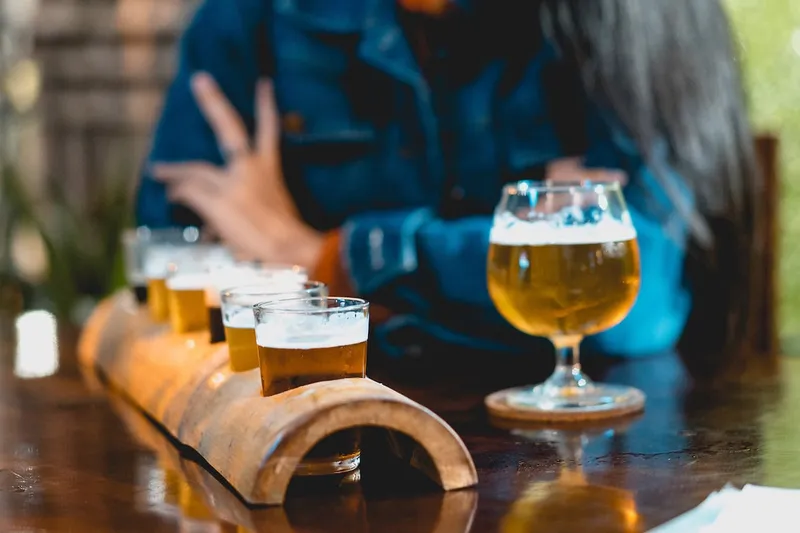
[341,207,435,296]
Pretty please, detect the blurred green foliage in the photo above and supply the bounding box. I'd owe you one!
[2,164,131,323]
[726,0,800,342]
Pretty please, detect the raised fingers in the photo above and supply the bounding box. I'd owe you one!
[546,158,628,185]
[255,78,280,157]
[580,168,628,185]
[191,72,250,156]
[151,162,225,195]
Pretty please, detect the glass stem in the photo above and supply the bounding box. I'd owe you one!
[549,336,592,390]
[558,433,588,485]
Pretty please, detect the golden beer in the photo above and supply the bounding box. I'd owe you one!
[488,233,640,338]
[223,320,258,372]
[256,340,367,475]
[143,241,197,323]
[254,298,369,476]
[257,341,367,395]
[147,278,169,322]
[167,274,210,333]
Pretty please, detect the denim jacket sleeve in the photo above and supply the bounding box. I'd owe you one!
[342,134,692,358]
[135,0,265,227]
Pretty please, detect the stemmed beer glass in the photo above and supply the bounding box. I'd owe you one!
[487,181,644,418]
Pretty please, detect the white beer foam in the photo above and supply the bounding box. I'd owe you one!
[219,283,317,308]
[223,308,255,329]
[143,246,175,279]
[146,245,233,281]
[490,216,637,246]
[203,247,235,267]
[256,312,368,350]
[166,273,209,291]
[205,269,308,307]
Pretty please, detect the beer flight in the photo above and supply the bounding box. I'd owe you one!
[122,228,368,475]
[122,179,645,472]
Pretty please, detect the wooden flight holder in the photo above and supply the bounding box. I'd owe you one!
[78,291,478,506]
[108,389,479,533]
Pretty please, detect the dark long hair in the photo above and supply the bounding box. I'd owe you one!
[541,0,763,366]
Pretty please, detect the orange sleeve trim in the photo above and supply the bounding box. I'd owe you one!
[311,229,392,324]
[311,229,355,297]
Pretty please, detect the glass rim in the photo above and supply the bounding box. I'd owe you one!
[221,281,326,300]
[129,225,202,243]
[164,246,231,268]
[254,296,369,315]
[503,180,623,195]
[208,261,307,275]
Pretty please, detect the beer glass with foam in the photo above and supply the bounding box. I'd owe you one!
[253,297,369,476]
[164,246,234,333]
[220,281,327,372]
[206,263,308,344]
[124,226,200,307]
[143,244,196,322]
[487,181,642,416]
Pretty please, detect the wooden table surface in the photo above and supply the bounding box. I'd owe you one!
[1,311,797,532]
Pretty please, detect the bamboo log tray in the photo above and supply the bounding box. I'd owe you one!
[78,291,478,505]
[108,392,479,533]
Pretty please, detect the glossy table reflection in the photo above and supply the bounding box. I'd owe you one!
[0,309,796,532]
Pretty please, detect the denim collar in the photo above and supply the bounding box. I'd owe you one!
[274,0,429,89]
[360,0,424,89]
[274,0,369,33]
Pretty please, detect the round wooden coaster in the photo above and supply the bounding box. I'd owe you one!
[485,385,646,423]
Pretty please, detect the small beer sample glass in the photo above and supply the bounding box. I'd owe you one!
[253,297,369,476]
[206,263,308,344]
[220,281,327,372]
[124,226,200,305]
[164,246,234,333]
[143,245,190,322]
[487,181,642,416]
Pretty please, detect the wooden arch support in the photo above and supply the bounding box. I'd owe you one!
[193,377,477,505]
[79,292,478,505]
[108,390,479,533]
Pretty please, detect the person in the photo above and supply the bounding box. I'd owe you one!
[136,0,760,361]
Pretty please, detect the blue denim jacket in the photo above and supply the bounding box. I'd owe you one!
[137,0,692,358]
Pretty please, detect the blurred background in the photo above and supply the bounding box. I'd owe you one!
[0,0,798,346]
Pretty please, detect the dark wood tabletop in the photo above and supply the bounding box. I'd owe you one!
[1,310,797,532]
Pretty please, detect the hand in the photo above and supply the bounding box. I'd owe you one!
[151,73,323,269]
[540,158,628,215]
[546,157,628,185]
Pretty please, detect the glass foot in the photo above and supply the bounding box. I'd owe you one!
[506,382,642,411]
[485,381,645,422]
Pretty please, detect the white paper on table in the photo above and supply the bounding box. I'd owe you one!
[647,485,741,533]
[702,484,800,533]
